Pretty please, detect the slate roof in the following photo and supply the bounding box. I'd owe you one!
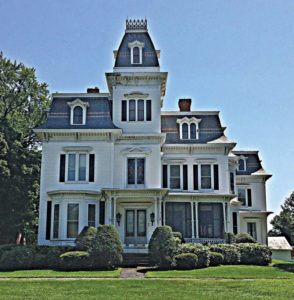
[114,31,159,68]
[161,113,224,144]
[36,96,119,130]
[232,151,263,175]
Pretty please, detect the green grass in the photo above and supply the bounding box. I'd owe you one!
[0,279,294,299]
[0,268,121,278]
[146,263,294,279]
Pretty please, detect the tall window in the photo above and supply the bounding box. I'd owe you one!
[247,222,257,240]
[129,100,136,121]
[237,188,252,207]
[67,204,79,238]
[238,158,246,171]
[169,165,181,189]
[182,123,188,139]
[128,158,145,186]
[88,204,96,227]
[73,106,83,124]
[138,100,144,121]
[190,123,196,139]
[53,204,59,239]
[201,165,212,189]
[121,99,152,122]
[67,153,86,181]
[133,47,140,63]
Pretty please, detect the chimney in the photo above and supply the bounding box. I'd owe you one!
[87,87,100,93]
[178,98,192,112]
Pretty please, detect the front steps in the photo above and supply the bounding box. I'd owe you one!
[122,253,150,267]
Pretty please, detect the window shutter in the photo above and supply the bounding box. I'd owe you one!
[232,212,238,234]
[193,165,198,190]
[146,100,152,121]
[183,165,188,190]
[247,189,252,206]
[162,165,167,188]
[99,201,105,225]
[89,154,95,182]
[46,201,52,240]
[59,154,65,182]
[122,100,127,121]
[214,164,219,190]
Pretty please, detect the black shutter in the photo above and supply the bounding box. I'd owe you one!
[162,165,167,188]
[122,100,127,121]
[99,201,105,225]
[59,154,65,182]
[146,100,152,121]
[46,201,52,240]
[193,165,198,190]
[214,164,219,190]
[232,212,238,234]
[89,154,95,182]
[183,165,188,190]
[247,189,252,207]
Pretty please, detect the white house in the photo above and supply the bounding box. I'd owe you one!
[35,19,272,252]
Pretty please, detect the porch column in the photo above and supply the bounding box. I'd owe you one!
[113,197,116,226]
[191,202,195,238]
[163,200,166,225]
[195,202,199,238]
[222,202,227,233]
[153,197,158,227]
[158,198,162,226]
[106,197,112,225]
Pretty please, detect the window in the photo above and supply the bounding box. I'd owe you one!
[190,123,196,139]
[237,188,252,207]
[121,99,152,122]
[182,123,189,139]
[193,164,219,191]
[165,164,188,190]
[238,157,247,171]
[68,99,89,125]
[230,172,235,194]
[128,41,144,64]
[133,47,140,63]
[73,106,83,124]
[170,165,181,189]
[201,165,212,189]
[67,204,79,238]
[53,204,59,239]
[88,204,96,227]
[177,117,201,140]
[247,222,257,240]
[127,158,145,186]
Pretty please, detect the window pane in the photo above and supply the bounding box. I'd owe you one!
[88,204,96,227]
[201,165,211,189]
[190,123,196,139]
[67,204,79,238]
[128,159,135,184]
[133,47,140,63]
[78,154,86,181]
[238,188,246,205]
[68,154,76,181]
[170,165,181,189]
[239,159,245,171]
[129,100,136,121]
[126,210,135,236]
[137,159,145,184]
[53,204,59,239]
[247,223,257,240]
[182,123,188,139]
[137,210,146,236]
[73,106,83,124]
[146,100,152,121]
[137,100,144,121]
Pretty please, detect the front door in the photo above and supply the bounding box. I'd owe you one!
[125,209,147,245]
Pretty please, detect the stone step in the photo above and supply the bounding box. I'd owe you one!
[122,253,150,267]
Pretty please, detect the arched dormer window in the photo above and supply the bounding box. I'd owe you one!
[238,156,247,171]
[128,41,144,64]
[67,99,89,125]
[177,117,202,140]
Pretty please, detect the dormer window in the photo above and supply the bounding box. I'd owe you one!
[128,41,144,64]
[177,117,202,140]
[238,156,247,171]
[67,99,89,125]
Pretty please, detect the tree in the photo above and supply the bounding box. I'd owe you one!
[0,52,50,244]
[269,191,294,245]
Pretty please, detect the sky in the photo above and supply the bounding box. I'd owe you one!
[1,0,293,220]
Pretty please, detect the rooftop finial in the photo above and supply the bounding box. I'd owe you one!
[126,18,147,31]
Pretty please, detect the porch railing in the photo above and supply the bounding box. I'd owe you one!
[184,238,225,244]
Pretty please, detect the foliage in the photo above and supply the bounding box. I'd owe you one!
[269,191,294,245]
[90,225,123,270]
[0,244,16,261]
[172,253,198,270]
[75,226,97,251]
[148,226,179,269]
[178,243,210,268]
[59,251,91,271]
[224,232,236,244]
[0,52,50,244]
[209,252,224,266]
[237,243,272,265]
[210,244,240,265]
[235,232,257,244]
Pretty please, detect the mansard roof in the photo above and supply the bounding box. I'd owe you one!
[36,94,119,130]
[114,19,159,68]
[161,112,224,144]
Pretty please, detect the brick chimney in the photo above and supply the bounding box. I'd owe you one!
[178,98,192,112]
[87,87,100,93]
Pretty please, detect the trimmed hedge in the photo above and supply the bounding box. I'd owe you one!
[235,233,257,244]
[75,226,97,251]
[178,243,210,268]
[59,251,91,271]
[210,244,240,265]
[148,226,178,269]
[209,252,224,266]
[173,253,198,270]
[237,243,272,265]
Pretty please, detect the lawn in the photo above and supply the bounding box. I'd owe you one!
[0,279,294,299]
[0,268,121,278]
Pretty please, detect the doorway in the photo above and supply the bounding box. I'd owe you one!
[125,209,147,245]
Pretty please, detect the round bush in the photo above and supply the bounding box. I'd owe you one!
[210,244,240,265]
[59,251,91,271]
[75,226,97,251]
[178,243,210,268]
[209,252,224,266]
[235,233,257,244]
[237,243,271,265]
[173,253,198,270]
[148,226,178,269]
[90,225,123,270]
[224,232,236,244]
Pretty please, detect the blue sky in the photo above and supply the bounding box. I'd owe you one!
[1,0,293,219]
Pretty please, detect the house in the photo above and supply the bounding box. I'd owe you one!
[268,236,293,261]
[35,19,272,252]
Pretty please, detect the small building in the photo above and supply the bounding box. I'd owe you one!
[268,236,292,261]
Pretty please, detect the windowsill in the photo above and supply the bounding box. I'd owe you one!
[122,120,151,123]
[64,181,89,184]
[127,184,145,189]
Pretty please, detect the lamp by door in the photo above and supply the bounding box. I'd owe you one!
[150,212,155,226]
[116,212,122,226]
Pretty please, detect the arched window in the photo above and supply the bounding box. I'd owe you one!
[133,47,140,63]
[182,123,189,139]
[190,123,196,139]
[73,106,83,124]
[238,158,246,171]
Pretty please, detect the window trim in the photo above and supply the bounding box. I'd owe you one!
[121,99,152,122]
[126,157,146,188]
[67,99,89,125]
[196,163,218,191]
[237,155,247,171]
[65,152,89,182]
[177,117,202,140]
[67,203,80,239]
[128,40,144,65]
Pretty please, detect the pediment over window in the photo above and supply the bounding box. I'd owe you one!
[176,116,202,125]
[67,99,89,109]
[121,147,151,156]
[128,40,145,48]
[67,99,89,125]
[124,91,149,99]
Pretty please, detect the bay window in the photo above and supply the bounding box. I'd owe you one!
[88,204,96,227]
[67,204,79,238]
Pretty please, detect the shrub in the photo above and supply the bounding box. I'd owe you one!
[59,251,91,271]
[237,243,272,265]
[210,244,240,265]
[0,244,16,261]
[148,226,179,269]
[173,253,198,270]
[209,252,224,266]
[178,243,210,268]
[235,233,257,244]
[225,232,236,244]
[75,226,97,251]
[91,225,123,270]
